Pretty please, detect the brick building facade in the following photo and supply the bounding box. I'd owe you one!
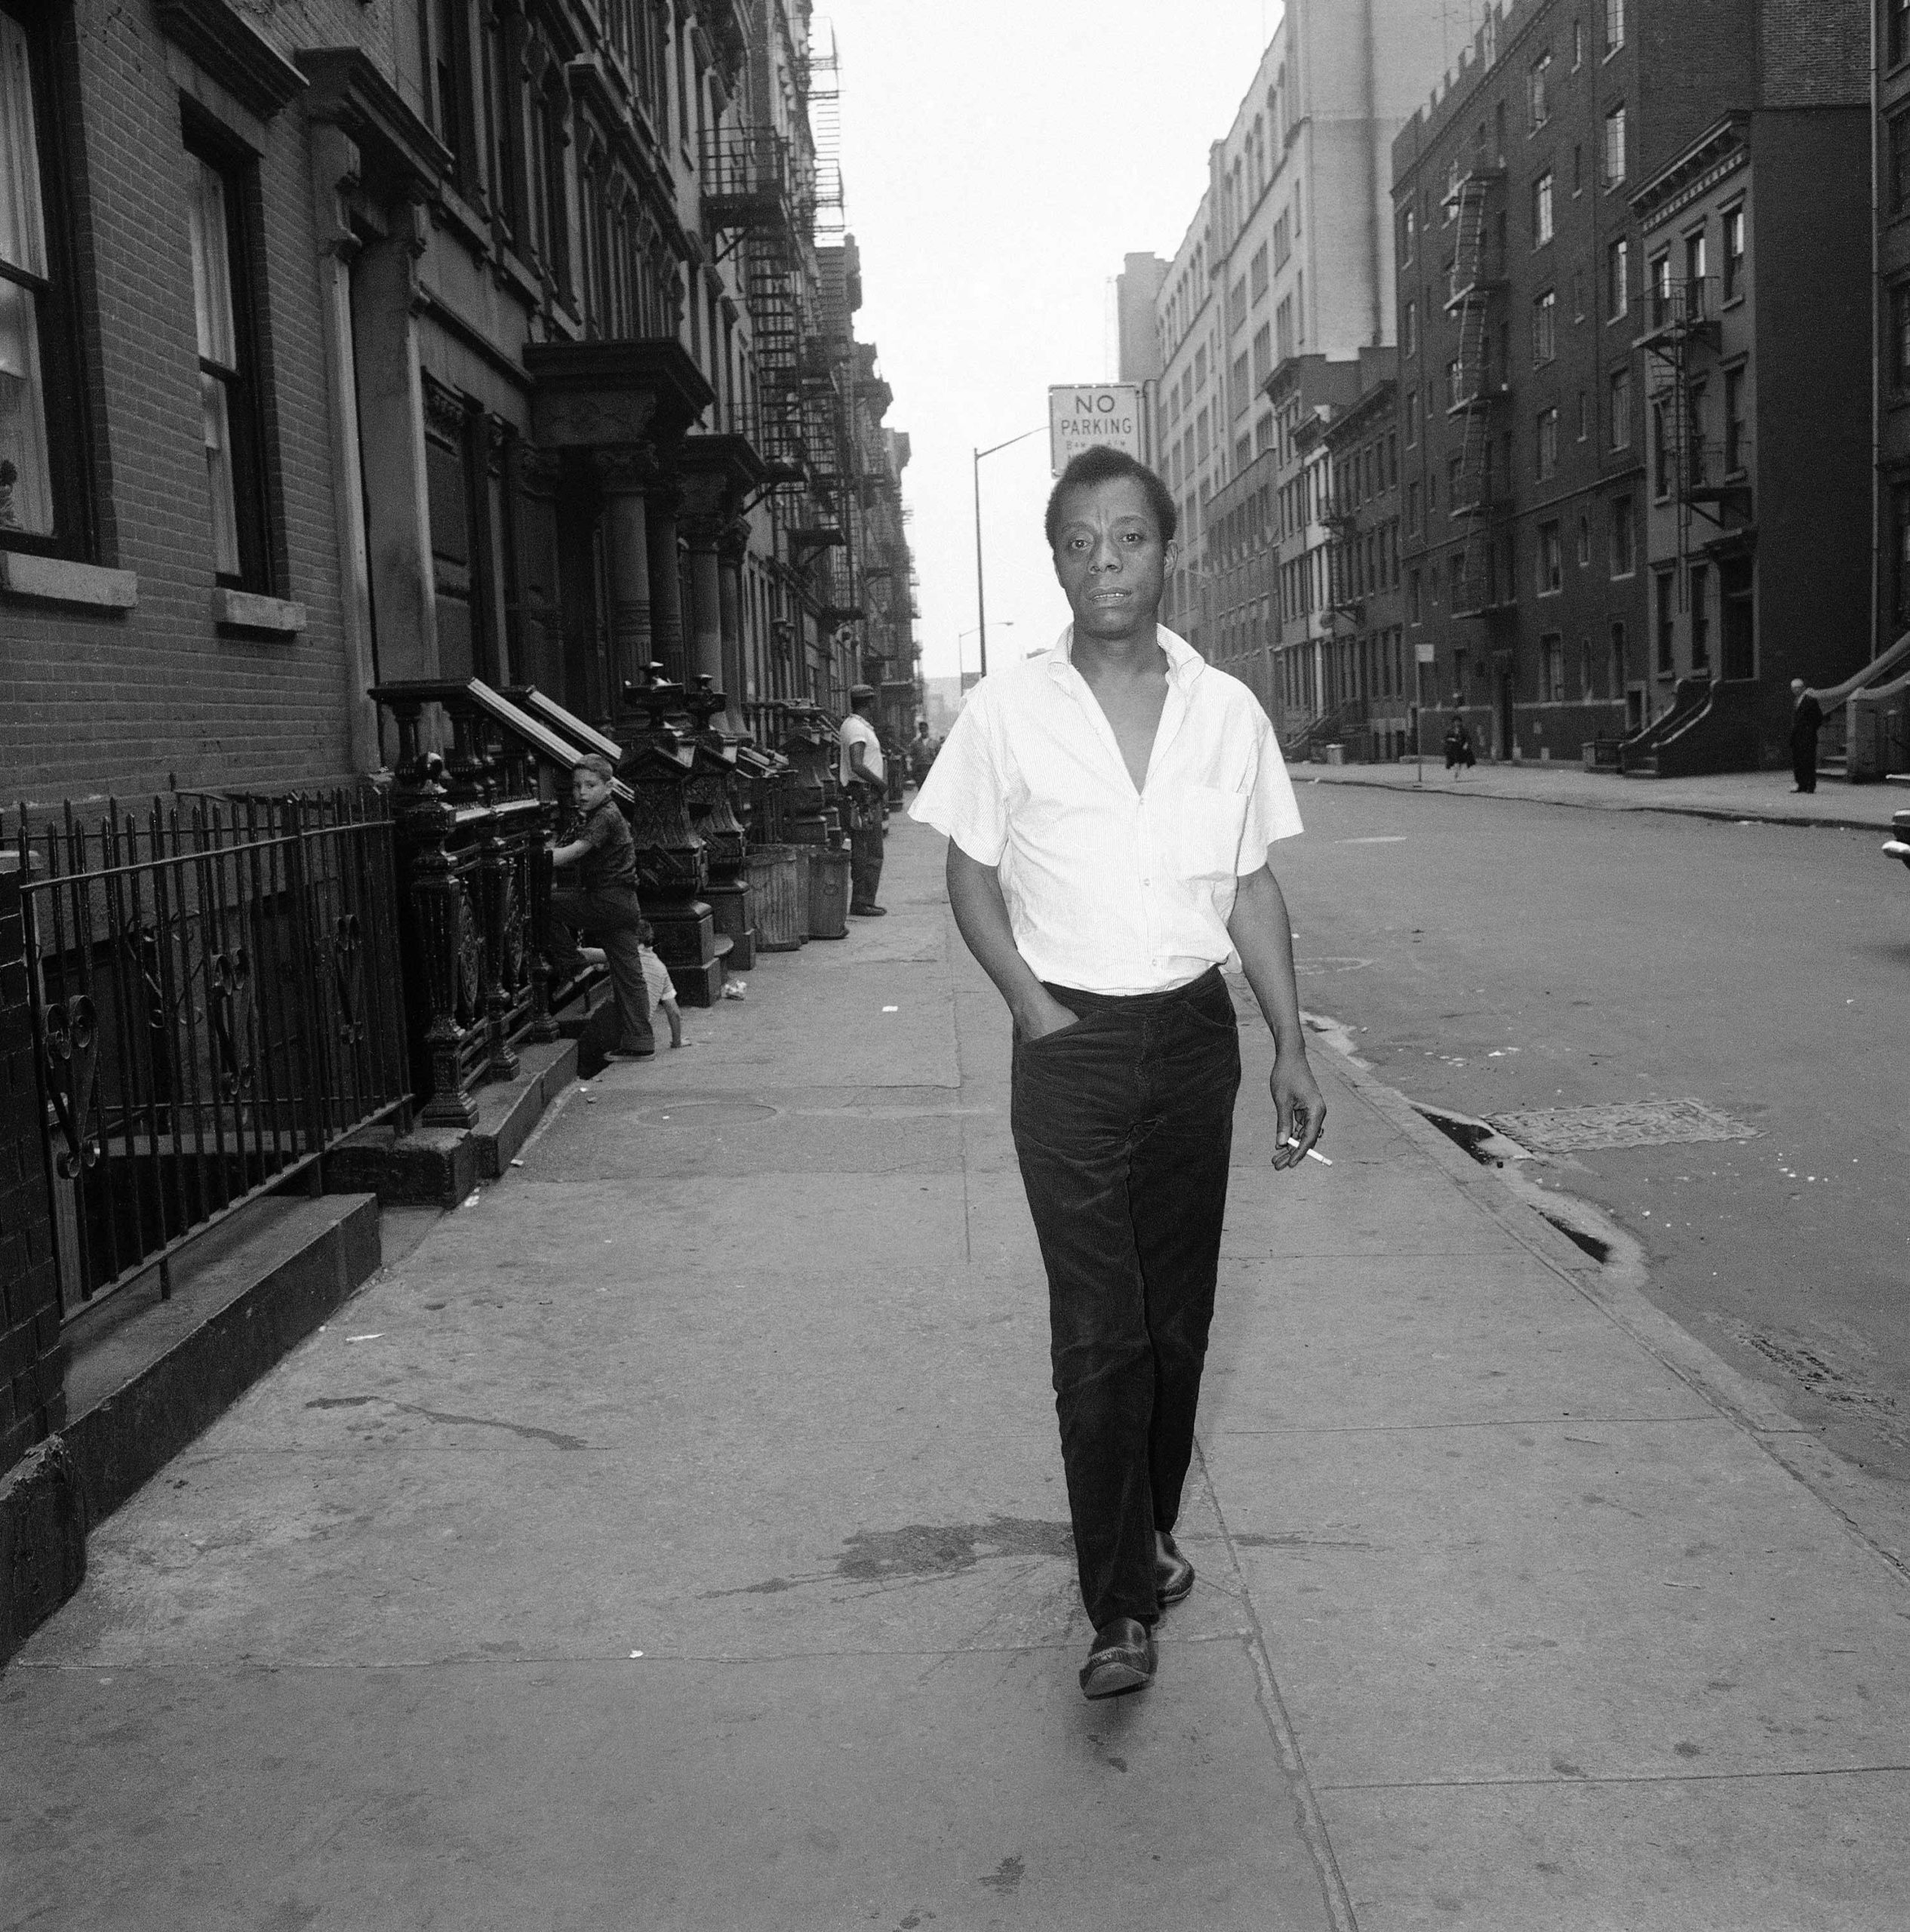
[0,0,915,805]
[1392,0,1868,770]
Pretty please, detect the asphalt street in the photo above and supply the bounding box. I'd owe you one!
[1272,775,1910,1537]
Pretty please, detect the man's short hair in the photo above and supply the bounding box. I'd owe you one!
[577,752,615,781]
[1044,446,1177,550]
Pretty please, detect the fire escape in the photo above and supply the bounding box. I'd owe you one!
[1444,153,1509,621]
[1636,268,1749,591]
[700,124,808,488]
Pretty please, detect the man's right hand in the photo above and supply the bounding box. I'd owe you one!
[1016,988,1084,1043]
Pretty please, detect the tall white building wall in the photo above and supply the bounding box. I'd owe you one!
[1142,0,1488,641]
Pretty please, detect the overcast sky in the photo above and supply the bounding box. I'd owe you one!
[822,1,1285,685]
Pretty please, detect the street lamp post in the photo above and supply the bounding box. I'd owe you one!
[973,426,1045,679]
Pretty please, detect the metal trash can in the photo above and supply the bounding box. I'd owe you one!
[752,845,807,952]
[806,844,851,940]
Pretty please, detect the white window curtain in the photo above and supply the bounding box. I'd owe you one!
[0,11,52,533]
[186,154,241,574]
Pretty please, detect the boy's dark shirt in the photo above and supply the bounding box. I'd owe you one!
[573,797,638,894]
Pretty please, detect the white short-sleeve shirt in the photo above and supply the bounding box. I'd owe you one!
[838,713,884,786]
[909,624,1303,995]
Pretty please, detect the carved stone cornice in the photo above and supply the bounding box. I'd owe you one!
[592,443,658,494]
[158,0,305,118]
[525,337,713,449]
[298,47,452,195]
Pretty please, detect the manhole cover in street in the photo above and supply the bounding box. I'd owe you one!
[637,1100,780,1127]
[1488,1099,1757,1152]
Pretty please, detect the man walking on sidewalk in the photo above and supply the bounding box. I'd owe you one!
[841,683,888,916]
[912,445,1324,1700]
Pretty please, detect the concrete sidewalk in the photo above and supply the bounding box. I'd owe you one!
[1300,754,1906,833]
[5,818,1908,1930]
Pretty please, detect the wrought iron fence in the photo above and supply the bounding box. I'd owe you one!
[17,786,409,1315]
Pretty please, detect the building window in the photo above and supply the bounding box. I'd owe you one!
[1405,387,1419,445]
[1408,568,1422,623]
[1577,389,1591,441]
[429,0,478,191]
[1573,143,1584,195]
[1604,104,1627,187]
[1655,571,1675,670]
[1400,207,1416,266]
[1894,282,1910,391]
[1536,405,1559,478]
[1542,632,1564,701]
[1406,478,1420,533]
[1610,494,1635,576]
[0,2,87,549]
[1529,52,1552,130]
[1893,483,1910,623]
[1722,205,1745,300]
[1533,288,1557,364]
[1403,298,1416,358]
[1607,237,1629,319]
[1573,17,1586,66]
[1724,366,1746,472]
[1604,0,1625,54]
[1610,620,1628,695]
[1537,520,1563,594]
[1609,367,1632,448]
[1690,563,1710,669]
[1651,398,1671,497]
[1533,170,1555,245]
[1892,0,1910,66]
[1576,511,1591,565]
[1250,242,1269,300]
[1252,322,1272,387]
[186,132,270,589]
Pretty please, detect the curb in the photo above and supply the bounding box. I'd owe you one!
[1297,768,1895,835]
[1315,1045,1910,1583]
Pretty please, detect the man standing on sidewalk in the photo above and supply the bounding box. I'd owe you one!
[911,445,1324,1700]
[841,683,887,917]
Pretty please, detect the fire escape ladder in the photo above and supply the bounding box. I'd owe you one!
[1444,162,1503,623]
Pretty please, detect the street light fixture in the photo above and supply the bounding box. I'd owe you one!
[957,620,1011,689]
[973,426,1045,679]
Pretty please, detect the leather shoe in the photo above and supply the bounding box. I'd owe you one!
[1079,1616,1155,1699]
[1155,1530,1195,1607]
[849,903,887,917]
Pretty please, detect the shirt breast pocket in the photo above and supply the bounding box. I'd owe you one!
[1166,783,1249,882]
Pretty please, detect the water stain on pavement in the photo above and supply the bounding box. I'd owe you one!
[305,1395,586,1451]
[706,1515,1074,1598]
[978,1854,1026,1894]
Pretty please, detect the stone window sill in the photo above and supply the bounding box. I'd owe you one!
[0,552,139,610]
[212,587,306,635]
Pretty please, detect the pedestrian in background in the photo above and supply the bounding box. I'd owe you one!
[908,718,940,784]
[548,755,654,1060]
[912,445,1324,1703]
[1443,711,1476,779]
[840,683,887,917]
[1790,679,1824,794]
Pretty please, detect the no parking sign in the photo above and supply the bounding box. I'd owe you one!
[1048,385,1144,475]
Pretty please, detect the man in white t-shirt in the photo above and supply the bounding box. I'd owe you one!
[838,684,887,916]
[911,445,1324,1701]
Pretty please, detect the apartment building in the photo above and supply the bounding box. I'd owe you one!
[1394,0,1867,769]
[1321,355,1410,760]
[0,0,912,800]
[1120,0,1483,659]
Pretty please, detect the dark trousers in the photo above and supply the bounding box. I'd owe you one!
[1009,966,1241,1630]
[849,819,884,910]
[549,887,654,1053]
[1792,743,1817,792]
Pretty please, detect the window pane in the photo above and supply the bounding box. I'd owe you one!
[0,14,48,278]
[201,368,241,574]
[0,275,51,531]
[188,156,237,369]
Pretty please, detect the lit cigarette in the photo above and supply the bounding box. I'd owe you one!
[1282,1139,1333,1165]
